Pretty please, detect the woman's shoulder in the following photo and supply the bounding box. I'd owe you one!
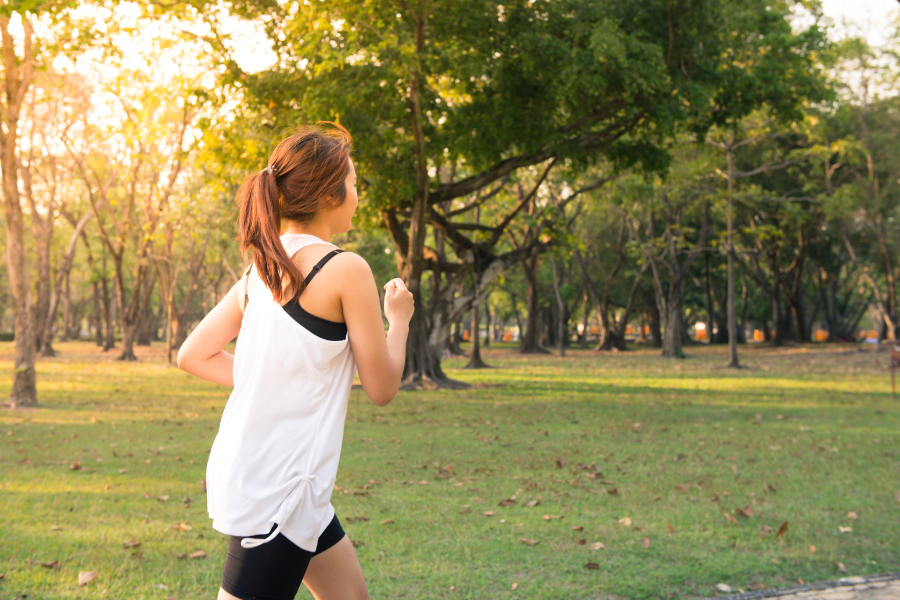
[329,250,373,279]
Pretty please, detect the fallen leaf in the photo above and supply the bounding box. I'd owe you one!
[808,545,816,553]
[498,497,516,507]
[776,521,789,537]
[584,562,600,570]
[838,526,852,533]
[123,540,141,549]
[642,537,650,548]
[0,574,4,580]
[724,513,738,525]
[737,506,753,518]
[618,517,632,527]
[380,519,394,525]
[351,540,363,548]
[157,495,169,503]
[607,488,618,496]
[716,583,732,593]
[576,538,586,545]
[542,514,563,520]
[524,499,540,507]
[69,461,82,471]
[152,583,168,590]
[571,526,584,532]
[450,585,456,591]
[50,525,61,531]
[77,571,98,586]
[760,525,773,534]
[666,523,676,534]
[482,511,494,517]
[834,562,848,573]
[41,561,61,569]
[847,512,857,520]
[118,469,127,474]
[511,582,518,590]
[588,542,605,550]
[519,538,539,546]
[457,508,471,514]
[189,550,206,559]
[172,522,192,532]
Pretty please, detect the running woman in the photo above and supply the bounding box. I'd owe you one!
[177,123,414,600]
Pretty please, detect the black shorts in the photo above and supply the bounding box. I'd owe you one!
[221,514,346,600]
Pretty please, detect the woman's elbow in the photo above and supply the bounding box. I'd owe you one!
[175,345,190,371]
[368,388,397,407]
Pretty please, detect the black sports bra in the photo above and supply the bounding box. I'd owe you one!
[243,248,348,342]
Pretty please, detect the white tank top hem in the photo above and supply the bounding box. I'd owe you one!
[206,234,356,552]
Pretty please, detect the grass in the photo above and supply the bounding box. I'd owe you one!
[0,340,898,600]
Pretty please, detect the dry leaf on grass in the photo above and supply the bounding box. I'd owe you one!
[716,583,732,593]
[808,545,816,553]
[642,537,650,548]
[519,538,539,546]
[737,506,753,518]
[584,562,599,570]
[69,462,82,471]
[511,582,518,590]
[380,519,394,525]
[666,523,676,534]
[760,525,773,534]
[588,542,605,550]
[847,512,858,520]
[157,495,169,503]
[724,513,739,525]
[457,508,471,514]
[524,500,539,507]
[838,526,852,533]
[172,522,192,532]
[542,514,563,520]
[606,488,618,496]
[77,571,98,586]
[123,540,141,549]
[40,561,61,569]
[482,511,494,517]
[617,517,631,527]
[189,550,206,559]
[571,525,584,532]
[776,522,789,537]
[834,562,848,573]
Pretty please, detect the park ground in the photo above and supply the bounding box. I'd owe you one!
[0,341,898,600]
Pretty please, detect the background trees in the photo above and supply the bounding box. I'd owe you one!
[3,0,899,402]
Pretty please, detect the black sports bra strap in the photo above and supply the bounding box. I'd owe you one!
[304,249,344,286]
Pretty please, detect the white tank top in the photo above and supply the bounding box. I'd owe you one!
[206,234,357,551]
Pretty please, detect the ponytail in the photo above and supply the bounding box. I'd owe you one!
[236,123,353,304]
[237,169,305,303]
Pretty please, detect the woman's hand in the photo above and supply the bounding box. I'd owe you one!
[382,278,414,327]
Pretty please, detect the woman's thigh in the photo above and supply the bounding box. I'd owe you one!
[302,535,369,600]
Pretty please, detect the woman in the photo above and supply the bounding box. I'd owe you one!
[177,123,414,600]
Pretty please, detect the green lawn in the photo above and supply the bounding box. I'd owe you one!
[0,340,898,599]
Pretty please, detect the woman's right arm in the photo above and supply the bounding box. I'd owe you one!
[340,254,414,406]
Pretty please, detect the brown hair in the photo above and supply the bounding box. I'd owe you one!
[237,122,352,302]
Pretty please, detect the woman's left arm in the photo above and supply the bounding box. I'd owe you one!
[176,280,244,387]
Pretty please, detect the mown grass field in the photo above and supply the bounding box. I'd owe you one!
[0,340,898,600]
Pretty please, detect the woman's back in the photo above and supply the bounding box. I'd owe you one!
[208,233,357,552]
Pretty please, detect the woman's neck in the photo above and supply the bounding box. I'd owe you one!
[282,219,332,241]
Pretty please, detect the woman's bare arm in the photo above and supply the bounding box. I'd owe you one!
[340,254,413,406]
[176,280,244,387]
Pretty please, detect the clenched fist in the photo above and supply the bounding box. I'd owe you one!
[382,278,414,327]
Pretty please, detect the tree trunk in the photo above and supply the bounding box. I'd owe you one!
[465,304,489,369]
[551,257,566,357]
[41,212,92,356]
[0,14,37,407]
[520,254,545,353]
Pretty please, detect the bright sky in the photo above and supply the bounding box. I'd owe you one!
[820,0,898,46]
